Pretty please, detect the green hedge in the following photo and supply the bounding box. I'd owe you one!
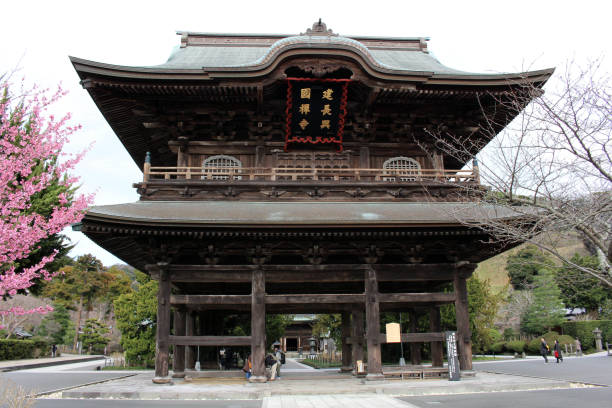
[488,341,505,354]
[527,338,542,354]
[506,340,526,353]
[561,320,612,351]
[0,339,50,360]
[0,340,35,360]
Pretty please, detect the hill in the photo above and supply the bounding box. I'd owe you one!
[474,233,590,292]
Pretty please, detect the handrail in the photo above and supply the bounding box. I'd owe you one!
[143,166,476,183]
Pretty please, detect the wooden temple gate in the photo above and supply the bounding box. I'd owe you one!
[145,257,475,382]
[71,21,551,383]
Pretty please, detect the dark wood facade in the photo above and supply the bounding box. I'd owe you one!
[72,21,552,382]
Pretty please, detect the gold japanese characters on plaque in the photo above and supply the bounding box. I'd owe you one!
[284,78,349,151]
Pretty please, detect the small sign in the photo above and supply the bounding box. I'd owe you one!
[386,322,401,343]
[445,331,461,381]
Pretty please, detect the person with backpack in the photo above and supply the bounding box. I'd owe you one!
[265,351,279,380]
[274,345,283,380]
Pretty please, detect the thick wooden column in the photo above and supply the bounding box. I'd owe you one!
[365,266,383,380]
[250,267,267,382]
[340,311,352,372]
[429,307,444,367]
[153,264,171,383]
[454,273,472,370]
[172,307,186,378]
[185,311,196,370]
[351,309,364,375]
[409,309,422,365]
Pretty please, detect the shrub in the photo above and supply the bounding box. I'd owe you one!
[0,340,36,360]
[542,331,560,345]
[489,341,506,354]
[506,340,526,353]
[561,320,612,351]
[527,338,542,354]
[488,329,502,343]
[503,328,516,341]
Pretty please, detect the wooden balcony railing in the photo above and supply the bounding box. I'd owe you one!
[143,166,478,184]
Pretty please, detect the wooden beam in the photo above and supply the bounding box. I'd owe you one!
[265,294,365,304]
[454,274,472,370]
[155,264,476,284]
[429,307,444,367]
[351,308,365,375]
[251,268,266,382]
[378,293,455,303]
[171,295,251,305]
[169,335,251,346]
[172,293,452,306]
[185,312,196,370]
[365,266,383,379]
[341,312,352,372]
[348,332,445,344]
[409,309,421,365]
[153,265,171,383]
[172,308,186,378]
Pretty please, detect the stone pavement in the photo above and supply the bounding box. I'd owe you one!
[262,395,418,408]
[58,370,586,400]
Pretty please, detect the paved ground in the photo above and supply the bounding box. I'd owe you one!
[0,359,133,395]
[34,400,261,408]
[400,387,612,408]
[0,353,104,371]
[473,353,612,386]
[57,369,575,400]
[2,354,608,407]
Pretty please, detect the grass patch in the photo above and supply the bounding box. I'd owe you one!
[299,359,342,369]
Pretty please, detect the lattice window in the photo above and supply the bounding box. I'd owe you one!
[202,155,242,180]
[383,157,421,181]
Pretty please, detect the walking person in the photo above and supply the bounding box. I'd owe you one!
[540,338,549,363]
[266,352,279,381]
[553,339,563,363]
[274,345,282,380]
[51,344,57,358]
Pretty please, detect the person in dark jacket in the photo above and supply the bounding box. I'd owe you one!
[553,339,564,363]
[540,338,549,363]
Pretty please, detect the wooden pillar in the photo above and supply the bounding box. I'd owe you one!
[365,266,383,380]
[454,274,473,370]
[250,267,267,382]
[429,307,443,367]
[340,311,352,372]
[185,311,195,370]
[351,309,364,375]
[172,307,186,378]
[153,264,171,383]
[409,309,422,365]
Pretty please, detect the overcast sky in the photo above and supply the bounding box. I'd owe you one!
[1,0,609,266]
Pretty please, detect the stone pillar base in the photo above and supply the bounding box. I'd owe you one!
[152,377,173,384]
[365,373,385,381]
[340,366,353,373]
[171,372,185,378]
[248,375,267,383]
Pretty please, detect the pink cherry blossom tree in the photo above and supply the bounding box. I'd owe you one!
[0,78,93,328]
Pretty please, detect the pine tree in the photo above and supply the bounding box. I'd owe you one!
[521,269,566,335]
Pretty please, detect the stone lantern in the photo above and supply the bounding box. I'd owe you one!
[593,327,603,352]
